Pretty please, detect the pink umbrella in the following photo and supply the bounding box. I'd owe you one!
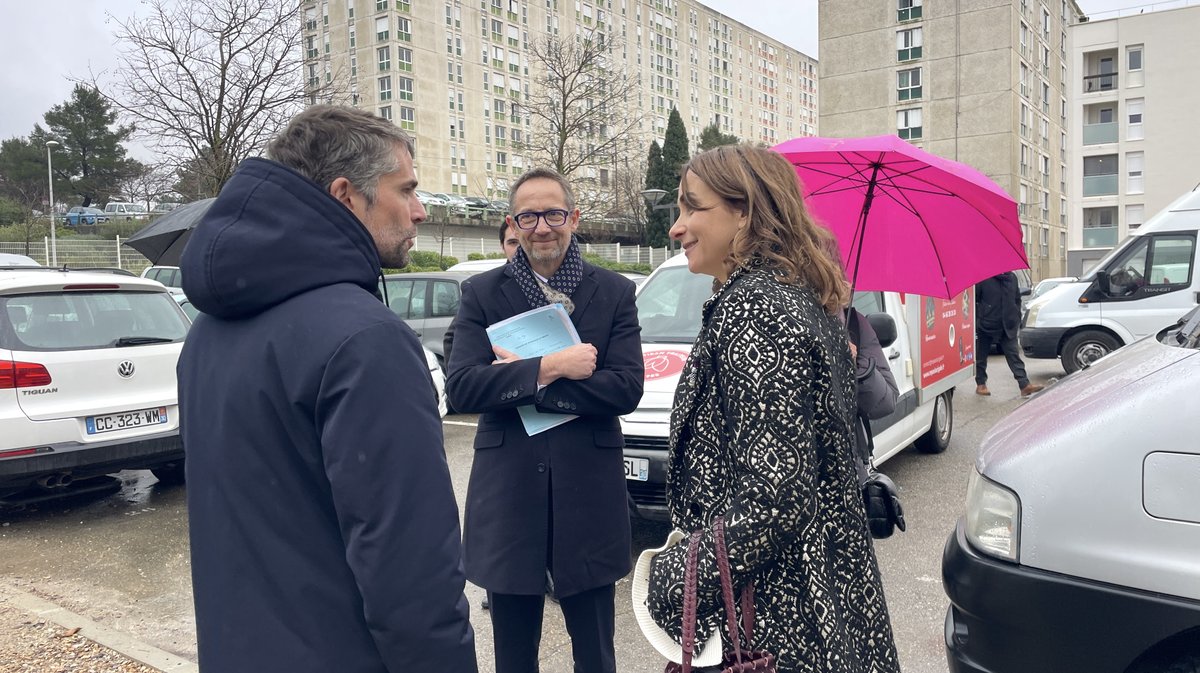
[771,134,1028,299]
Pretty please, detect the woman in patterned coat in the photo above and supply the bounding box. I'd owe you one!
[646,145,901,673]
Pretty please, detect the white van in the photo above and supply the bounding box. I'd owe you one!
[1021,185,1200,373]
[943,306,1200,673]
[621,253,972,519]
[103,202,148,221]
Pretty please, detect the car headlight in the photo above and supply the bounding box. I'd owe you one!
[965,470,1021,562]
[1025,301,1042,326]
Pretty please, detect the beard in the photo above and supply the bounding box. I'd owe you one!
[377,230,416,269]
[523,239,566,264]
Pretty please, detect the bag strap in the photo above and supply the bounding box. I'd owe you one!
[713,518,752,663]
[678,529,703,673]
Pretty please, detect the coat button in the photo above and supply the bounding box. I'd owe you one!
[537,463,546,473]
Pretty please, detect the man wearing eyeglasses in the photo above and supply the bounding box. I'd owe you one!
[446,167,644,673]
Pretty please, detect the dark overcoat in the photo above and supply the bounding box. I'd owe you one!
[446,262,643,597]
[975,271,1023,338]
[178,158,476,673]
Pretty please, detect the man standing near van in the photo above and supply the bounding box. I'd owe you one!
[976,271,1044,397]
[446,167,643,673]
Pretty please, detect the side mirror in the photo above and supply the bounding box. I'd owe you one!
[868,312,898,349]
[1096,270,1112,296]
[1020,287,1032,297]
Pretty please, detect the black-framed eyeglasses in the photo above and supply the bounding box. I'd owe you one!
[512,209,570,230]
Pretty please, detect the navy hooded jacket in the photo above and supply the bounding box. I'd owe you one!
[177,158,476,673]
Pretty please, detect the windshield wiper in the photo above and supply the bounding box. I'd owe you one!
[114,336,176,347]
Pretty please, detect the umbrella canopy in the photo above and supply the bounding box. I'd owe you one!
[772,135,1028,299]
[122,198,216,266]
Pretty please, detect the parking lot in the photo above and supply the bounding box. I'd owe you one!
[0,357,1062,673]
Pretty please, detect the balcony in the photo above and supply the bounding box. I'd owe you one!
[1083,174,1118,196]
[1083,226,1118,248]
[1083,73,1118,93]
[1083,122,1117,145]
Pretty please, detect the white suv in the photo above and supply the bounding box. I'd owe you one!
[0,268,189,503]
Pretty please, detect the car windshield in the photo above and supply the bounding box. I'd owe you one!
[0,291,188,351]
[636,265,714,343]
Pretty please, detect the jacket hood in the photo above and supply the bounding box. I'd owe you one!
[181,157,381,319]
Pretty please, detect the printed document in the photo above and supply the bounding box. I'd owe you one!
[486,303,581,435]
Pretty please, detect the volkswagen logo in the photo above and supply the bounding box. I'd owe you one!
[117,361,136,379]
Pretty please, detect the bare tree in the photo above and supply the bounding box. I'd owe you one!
[117,161,179,211]
[516,33,647,217]
[89,0,340,197]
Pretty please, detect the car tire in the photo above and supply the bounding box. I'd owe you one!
[914,392,952,454]
[1062,330,1120,375]
[151,461,186,485]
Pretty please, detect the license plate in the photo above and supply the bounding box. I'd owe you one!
[624,457,649,481]
[85,407,168,435]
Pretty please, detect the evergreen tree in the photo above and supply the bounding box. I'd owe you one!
[660,108,691,186]
[0,136,50,213]
[643,141,670,247]
[39,84,137,207]
[697,122,740,152]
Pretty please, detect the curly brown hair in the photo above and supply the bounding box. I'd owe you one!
[679,144,850,313]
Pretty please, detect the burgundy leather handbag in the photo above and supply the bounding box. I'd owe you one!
[665,518,776,673]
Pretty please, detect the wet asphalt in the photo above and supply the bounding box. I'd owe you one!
[0,356,1064,673]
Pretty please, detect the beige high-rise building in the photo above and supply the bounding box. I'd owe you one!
[1067,4,1200,276]
[819,0,1084,281]
[303,0,817,219]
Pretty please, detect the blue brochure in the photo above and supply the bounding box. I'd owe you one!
[485,303,582,436]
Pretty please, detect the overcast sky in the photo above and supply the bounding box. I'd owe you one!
[0,0,1170,149]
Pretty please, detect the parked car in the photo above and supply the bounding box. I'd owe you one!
[140,266,185,295]
[619,271,648,286]
[0,254,39,268]
[416,190,448,207]
[103,202,149,221]
[489,199,509,213]
[621,253,964,519]
[65,206,108,226]
[152,202,181,214]
[1021,185,1200,373]
[173,294,199,322]
[462,196,492,219]
[446,258,506,274]
[434,193,469,217]
[0,268,190,501]
[943,305,1200,673]
[379,271,474,368]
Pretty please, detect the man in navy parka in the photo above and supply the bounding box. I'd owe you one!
[177,105,477,672]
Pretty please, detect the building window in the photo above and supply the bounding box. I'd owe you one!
[377,47,390,71]
[1126,151,1144,194]
[897,28,922,62]
[375,0,387,10]
[398,47,413,71]
[496,151,508,166]
[398,76,414,101]
[897,107,922,140]
[375,16,388,41]
[399,106,415,131]
[1019,64,1029,98]
[378,76,392,101]
[1083,155,1118,197]
[1127,45,1143,71]
[898,0,922,22]
[1082,207,1117,247]
[379,106,392,121]
[1126,204,1144,230]
[1127,98,1144,140]
[898,67,922,101]
[397,17,411,41]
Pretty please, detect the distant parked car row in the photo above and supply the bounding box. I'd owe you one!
[415,191,508,218]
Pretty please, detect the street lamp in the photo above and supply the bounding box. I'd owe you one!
[44,140,60,267]
[641,188,678,252]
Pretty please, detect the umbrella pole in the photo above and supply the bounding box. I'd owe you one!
[849,163,882,295]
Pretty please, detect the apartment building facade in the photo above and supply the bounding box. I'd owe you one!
[819,0,1083,280]
[303,0,817,217]
[1067,4,1200,277]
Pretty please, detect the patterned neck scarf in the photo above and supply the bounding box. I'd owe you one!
[510,236,584,313]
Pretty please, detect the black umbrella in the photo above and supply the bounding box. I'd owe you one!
[123,198,216,266]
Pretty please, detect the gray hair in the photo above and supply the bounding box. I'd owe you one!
[508,167,576,212]
[266,105,415,204]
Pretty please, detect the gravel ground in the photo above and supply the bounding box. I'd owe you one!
[0,601,159,673]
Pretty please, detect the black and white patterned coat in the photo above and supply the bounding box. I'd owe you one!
[647,263,901,673]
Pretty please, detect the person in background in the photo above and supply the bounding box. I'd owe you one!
[177,105,476,673]
[644,145,900,673]
[975,271,1044,397]
[446,167,643,673]
[500,217,521,260]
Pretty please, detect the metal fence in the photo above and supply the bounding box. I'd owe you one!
[2,237,677,272]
